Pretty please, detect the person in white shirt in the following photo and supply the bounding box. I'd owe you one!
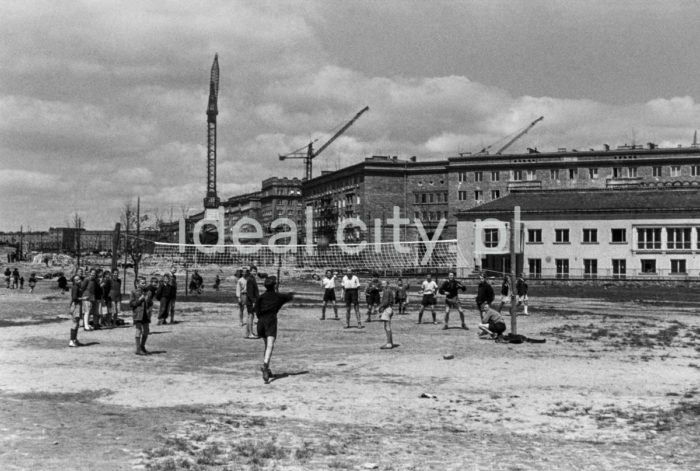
[417,273,438,325]
[236,269,248,327]
[341,268,363,329]
[320,270,339,321]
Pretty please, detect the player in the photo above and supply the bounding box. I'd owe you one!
[101,271,113,326]
[395,279,409,315]
[236,269,248,326]
[68,275,84,347]
[516,273,529,316]
[438,271,468,330]
[213,274,221,291]
[156,273,174,325]
[254,276,294,384]
[3,267,10,288]
[28,273,37,293]
[320,270,339,320]
[130,275,154,355]
[378,280,397,349]
[168,266,178,324]
[245,266,260,339]
[364,275,381,323]
[478,306,507,341]
[497,275,510,313]
[416,273,438,325]
[110,269,122,324]
[341,268,363,329]
[81,269,98,331]
[475,273,495,321]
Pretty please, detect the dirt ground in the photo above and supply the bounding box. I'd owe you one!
[0,277,699,470]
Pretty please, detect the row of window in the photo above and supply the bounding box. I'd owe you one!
[460,165,697,183]
[413,211,449,221]
[458,189,500,201]
[527,227,697,249]
[527,228,627,244]
[414,192,449,204]
[528,258,689,277]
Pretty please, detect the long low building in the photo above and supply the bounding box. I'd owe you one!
[457,188,700,279]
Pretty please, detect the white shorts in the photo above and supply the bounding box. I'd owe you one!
[379,306,393,321]
[517,295,528,304]
[500,294,509,303]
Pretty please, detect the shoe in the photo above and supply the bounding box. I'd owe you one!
[365,317,371,323]
[380,343,393,349]
[461,324,469,330]
[261,365,270,383]
[334,317,340,320]
[358,324,365,329]
[320,317,325,321]
[344,325,350,329]
[68,340,78,347]
[442,325,448,330]
[433,321,438,325]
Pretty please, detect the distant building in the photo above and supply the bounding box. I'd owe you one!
[457,188,700,279]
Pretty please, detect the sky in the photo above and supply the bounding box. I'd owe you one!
[2,0,700,231]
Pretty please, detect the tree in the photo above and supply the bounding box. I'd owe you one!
[120,199,143,282]
[71,212,83,267]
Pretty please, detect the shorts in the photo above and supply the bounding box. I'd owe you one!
[500,294,509,303]
[70,301,82,319]
[421,294,436,306]
[323,288,336,302]
[517,294,528,304]
[257,315,278,338]
[445,296,460,308]
[367,292,380,305]
[379,306,393,321]
[344,289,359,306]
[238,293,247,306]
[489,321,506,335]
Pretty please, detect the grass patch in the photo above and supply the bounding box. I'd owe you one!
[7,389,112,403]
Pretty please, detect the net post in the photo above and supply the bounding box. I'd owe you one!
[509,207,519,335]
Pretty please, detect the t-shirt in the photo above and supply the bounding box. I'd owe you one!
[421,280,438,295]
[236,277,247,297]
[254,291,294,319]
[321,276,336,289]
[483,309,505,325]
[341,275,360,290]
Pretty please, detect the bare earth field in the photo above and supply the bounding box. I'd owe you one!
[0,279,699,470]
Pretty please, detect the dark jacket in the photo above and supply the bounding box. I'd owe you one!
[156,282,174,301]
[130,287,153,323]
[439,279,466,298]
[101,279,112,301]
[109,277,122,300]
[379,287,396,311]
[501,279,510,296]
[475,281,495,307]
[516,278,528,296]
[81,278,97,302]
[246,275,260,306]
[70,282,83,303]
[254,291,294,319]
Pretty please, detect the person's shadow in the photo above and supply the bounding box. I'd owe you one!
[268,370,309,383]
[79,341,100,347]
[145,350,167,355]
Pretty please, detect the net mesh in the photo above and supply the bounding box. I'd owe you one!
[127,236,465,280]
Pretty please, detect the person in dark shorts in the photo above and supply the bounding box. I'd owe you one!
[395,278,409,315]
[479,306,507,341]
[475,273,495,321]
[254,276,294,383]
[130,276,154,355]
[341,268,363,329]
[245,266,260,338]
[516,273,529,316]
[156,273,174,325]
[438,271,468,330]
[320,270,339,320]
[417,273,438,324]
[364,275,381,323]
[497,275,510,313]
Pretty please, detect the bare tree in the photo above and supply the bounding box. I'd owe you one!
[71,212,83,267]
[120,199,143,281]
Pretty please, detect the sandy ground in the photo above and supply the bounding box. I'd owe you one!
[0,280,699,470]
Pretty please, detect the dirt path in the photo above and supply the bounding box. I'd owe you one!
[1,288,699,470]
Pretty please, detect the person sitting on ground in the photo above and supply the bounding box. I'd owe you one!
[254,276,294,384]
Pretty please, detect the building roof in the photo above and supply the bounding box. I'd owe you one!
[458,188,700,220]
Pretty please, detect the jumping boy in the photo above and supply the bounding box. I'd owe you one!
[417,273,438,324]
[320,270,339,320]
[254,276,294,383]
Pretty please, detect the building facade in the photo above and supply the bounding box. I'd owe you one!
[457,188,700,279]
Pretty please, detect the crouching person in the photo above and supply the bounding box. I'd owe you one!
[254,276,294,384]
[130,276,154,355]
[478,306,507,342]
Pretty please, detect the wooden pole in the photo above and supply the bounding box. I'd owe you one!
[111,223,121,272]
[509,207,519,336]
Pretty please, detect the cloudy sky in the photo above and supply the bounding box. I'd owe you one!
[3,0,700,231]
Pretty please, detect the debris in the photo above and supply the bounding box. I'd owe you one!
[420,393,437,399]
[443,354,454,360]
[362,463,379,469]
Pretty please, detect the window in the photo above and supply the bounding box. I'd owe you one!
[693,165,700,177]
[555,228,570,243]
[436,192,442,203]
[627,167,638,178]
[556,259,569,279]
[584,259,598,279]
[589,168,598,179]
[671,259,687,274]
[483,228,499,248]
[613,167,623,178]
[458,172,467,182]
[474,171,483,182]
[444,192,448,201]
[653,166,662,177]
[528,259,542,278]
[491,171,500,181]
[611,228,627,243]
[612,259,626,279]
[526,169,536,181]
[491,190,500,200]
[667,228,691,249]
[458,190,467,201]
[550,169,560,180]
[414,211,420,219]
[421,193,426,203]
[637,228,661,249]
[641,259,657,274]
[429,193,434,203]
[511,170,523,181]
[671,166,681,177]
[569,168,577,180]
[429,211,435,221]
[528,229,542,243]
[582,229,598,243]
[474,190,483,201]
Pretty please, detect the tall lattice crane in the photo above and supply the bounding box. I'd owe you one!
[279,106,369,180]
[478,116,544,155]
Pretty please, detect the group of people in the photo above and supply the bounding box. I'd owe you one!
[3,267,29,290]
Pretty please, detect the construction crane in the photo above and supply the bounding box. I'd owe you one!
[478,116,544,155]
[279,106,369,180]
